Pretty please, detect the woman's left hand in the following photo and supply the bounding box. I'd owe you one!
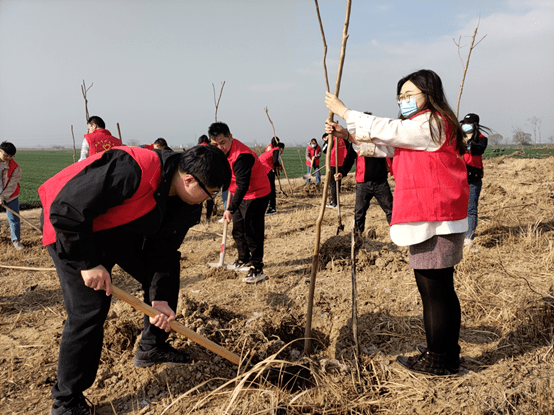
[325,92,348,118]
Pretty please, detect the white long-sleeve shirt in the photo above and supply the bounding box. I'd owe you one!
[345,110,467,246]
[78,138,89,162]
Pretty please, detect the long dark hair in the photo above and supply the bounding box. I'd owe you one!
[397,70,465,154]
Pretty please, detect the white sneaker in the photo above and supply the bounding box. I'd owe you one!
[13,240,25,250]
[463,238,472,246]
[242,267,268,284]
[218,217,224,223]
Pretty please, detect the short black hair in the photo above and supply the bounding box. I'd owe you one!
[208,122,231,139]
[87,116,105,129]
[0,141,16,156]
[197,134,210,145]
[277,143,285,149]
[153,138,167,147]
[178,144,231,191]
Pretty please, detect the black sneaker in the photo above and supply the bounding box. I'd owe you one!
[242,267,268,284]
[51,397,92,415]
[133,344,192,368]
[231,259,251,271]
[266,208,277,215]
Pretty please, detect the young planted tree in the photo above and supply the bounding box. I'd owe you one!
[213,81,225,122]
[454,19,487,118]
[305,0,352,354]
[527,116,542,145]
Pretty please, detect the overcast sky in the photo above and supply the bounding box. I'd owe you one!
[0,0,552,148]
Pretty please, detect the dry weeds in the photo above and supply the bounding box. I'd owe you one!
[1,155,553,414]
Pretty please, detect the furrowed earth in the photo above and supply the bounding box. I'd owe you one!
[1,154,553,414]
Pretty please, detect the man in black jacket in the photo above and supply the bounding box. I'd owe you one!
[40,145,231,415]
[335,113,393,233]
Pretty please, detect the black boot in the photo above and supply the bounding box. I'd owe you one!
[417,344,460,374]
[397,349,447,376]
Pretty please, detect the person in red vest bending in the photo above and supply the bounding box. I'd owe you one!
[78,116,122,161]
[259,142,285,215]
[325,69,469,377]
[0,141,24,250]
[209,122,271,284]
[141,137,168,151]
[40,145,231,415]
[264,136,279,153]
[322,132,348,208]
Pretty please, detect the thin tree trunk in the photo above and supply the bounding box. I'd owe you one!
[305,0,352,354]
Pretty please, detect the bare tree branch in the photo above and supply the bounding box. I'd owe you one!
[212,81,225,122]
[455,17,486,118]
[81,80,93,122]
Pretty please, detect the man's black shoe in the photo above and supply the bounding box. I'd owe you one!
[51,396,92,415]
[133,344,192,368]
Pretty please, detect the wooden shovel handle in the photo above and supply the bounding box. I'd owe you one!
[110,284,241,365]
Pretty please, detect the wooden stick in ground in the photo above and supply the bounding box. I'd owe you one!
[334,136,344,235]
[351,219,359,355]
[110,284,241,365]
[305,0,352,354]
[2,204,42,233]
[116,123,122,143]
[71,125,76,163]
[265,107,294,195]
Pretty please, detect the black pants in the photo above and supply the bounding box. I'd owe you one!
[354,179,393,232]
[414,267,461,355]
[267,170,276,210]
[47,237,178,406]
[329,166,342,205]
[232,194,269,270]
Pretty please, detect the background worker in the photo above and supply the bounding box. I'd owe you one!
[40,145,230,415]
[78,116,122,161]
[141,137,169,151]
[209,122,271,284]
[335,112,393,233]
[0,141,24,250]
[460,113,490,245]
[259,142,285,215]
[322,132,348,208]
[264,136,280,153]
[305,138,321,186]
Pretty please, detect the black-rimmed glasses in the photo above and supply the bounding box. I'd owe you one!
[191,173,219,201]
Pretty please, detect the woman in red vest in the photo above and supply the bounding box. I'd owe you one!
[0,141,24,250]
[325,69,469,376]
[305,138,321,185]
[460,113,489,245]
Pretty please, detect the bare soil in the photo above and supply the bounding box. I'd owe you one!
[1,155,553,414]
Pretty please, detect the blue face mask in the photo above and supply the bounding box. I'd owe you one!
[462,124,474,133]
[399,98,418,117]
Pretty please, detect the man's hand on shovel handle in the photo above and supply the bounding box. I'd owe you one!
[150,301,176,332]
[81,265,112,296]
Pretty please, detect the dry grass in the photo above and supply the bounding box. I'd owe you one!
[1,155,553,414]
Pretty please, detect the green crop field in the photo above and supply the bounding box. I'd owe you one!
[10,145,553,206]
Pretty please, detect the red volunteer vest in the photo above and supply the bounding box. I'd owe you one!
[390,112,469,226]
[306,145,321,168]
[265,143,274,152]
[329,136,347,167]
[463,133,486,172]
[85,129,122,157]
[39,147,162,246]
[258,147,279,175]
[6,159,20,199]
[227,139,270,199]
